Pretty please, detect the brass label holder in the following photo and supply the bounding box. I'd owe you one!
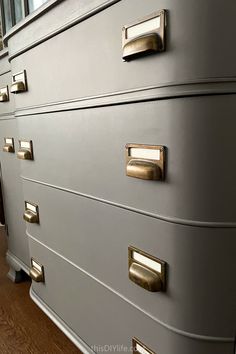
[122,10,166,61]
[23,201,39,224]
[3,137,15,153]
[17,140,34,160]
[128,246,166,292]
[0,86,9,102]
[30,258,44,283]
[132,338,156,354]
[10,70,27,94]
[126,144,165,180]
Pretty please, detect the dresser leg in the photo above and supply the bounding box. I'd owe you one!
[7,266,25,283]
[6,251,29,283]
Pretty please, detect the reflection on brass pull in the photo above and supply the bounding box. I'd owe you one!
[17,140,34,160]
[127,159,161,180]
[123,33,161,61]
[128,246,166,292]
[23,202,39,224]
[132,338,156,354]
[17,150,32,160]
[3,145,14,153]
[122,10,166,61]
[0,86,9,102]
[10,70,27,94]
[30,258,44,283]
[11,81,25,93]
[3,138,14,153]
[129,262,162,292]
[126,144,165,180]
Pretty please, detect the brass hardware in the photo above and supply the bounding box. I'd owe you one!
[0,86,9,102]
[126,144,165,180]
[132,338,156,354]
[10,70,27,94]
[17,140,34,160]
[30,258,44,283]
[3,138,14,153]
[122,10,166,61]
[23,202,39,224]
[128,246,166,292]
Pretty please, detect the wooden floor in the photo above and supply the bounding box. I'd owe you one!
[0,228,81,354]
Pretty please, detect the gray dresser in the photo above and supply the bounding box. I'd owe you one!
[1,0,236,353]
[0,48,29,281]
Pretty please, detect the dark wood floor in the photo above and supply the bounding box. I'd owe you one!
[0,228,82,354]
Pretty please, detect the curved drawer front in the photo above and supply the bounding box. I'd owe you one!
[10,0,236,109]
[0,119,29,266]
[29,238,235,354]
[24,180,236,338]
[0,50,10,76]
[0,71,15,117]
[19,95,236,223]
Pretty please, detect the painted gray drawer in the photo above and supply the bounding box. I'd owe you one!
[29,237,235,354]
[18,95,236,223]
[11,0,236,109]
[0,71,15,117]
[23,180,236,338]
[0,119,29,267]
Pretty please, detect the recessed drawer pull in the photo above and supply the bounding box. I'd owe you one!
[126,144,165,180]
[123,33,160,61]
[17,140,34,160]
[128,246,166,292]
[129,262,162,292]
[127,159,161,180]
[0,86,9,102]
[122,10,166,61]
[10,70,27,94]
[23,202,39,224]
[3,138,14,153]
[30,258,44,283]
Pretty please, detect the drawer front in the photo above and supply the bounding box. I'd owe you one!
[0,119,29,266]
[11,0,236,109]
[0,71,15,116]
[18,95,236,223]
[29,238,234,354]
[0,51,10,75]
[24,180,236,338]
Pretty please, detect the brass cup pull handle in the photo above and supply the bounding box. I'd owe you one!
[0,93,8,102]
[10,81,26,94]
[129,262,162,292]
[123,33,161,61]
[127,159,161,180]
[30,267,44,283]
[3,145,14,153]
[17,149,33,160]
[23,210,39,224]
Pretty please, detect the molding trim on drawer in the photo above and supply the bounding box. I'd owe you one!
[0,112,15,119]
[0,48,8,60]
[0,70,11,77]
[5,0,121,61]
[30,288,95,354]
[21,176,236,228]
[28,233,235,343]
[15,80,236,117]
